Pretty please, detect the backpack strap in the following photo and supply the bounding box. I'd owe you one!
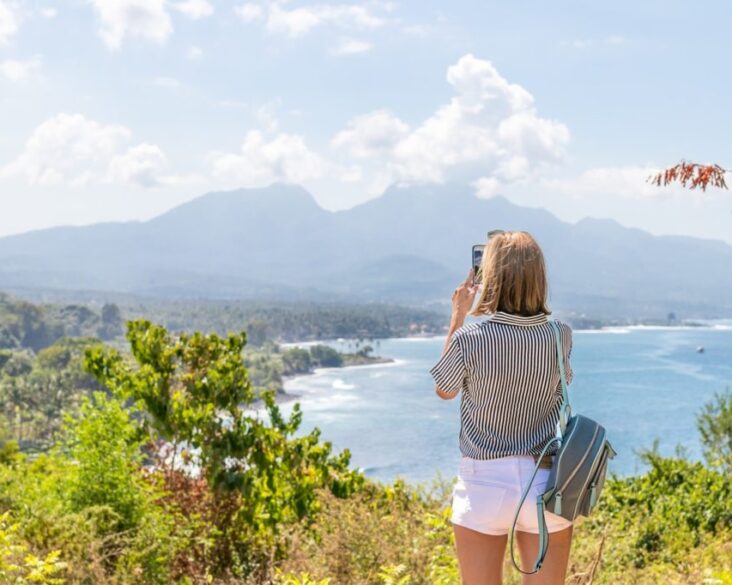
[509,320,571,574]
[549,320,571,437]
[509,436,560,574]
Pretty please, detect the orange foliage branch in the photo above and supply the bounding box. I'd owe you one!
[649,161,729,191]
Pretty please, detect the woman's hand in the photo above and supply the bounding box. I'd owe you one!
[451,268,479,327]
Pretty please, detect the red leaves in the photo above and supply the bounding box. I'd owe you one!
[649,161,729,191]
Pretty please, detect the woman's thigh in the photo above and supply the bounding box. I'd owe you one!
[515,525,573,585]
[453,524,507,585]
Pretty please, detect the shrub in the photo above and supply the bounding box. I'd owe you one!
[698,387,732,473]
[0,512,66,585]
[83,320,365,580]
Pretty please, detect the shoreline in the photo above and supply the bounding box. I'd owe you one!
[279,321,732,347]
[254,355,402,407]
[261,322,731,406]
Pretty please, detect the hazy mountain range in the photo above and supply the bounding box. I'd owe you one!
[1,183,731,319]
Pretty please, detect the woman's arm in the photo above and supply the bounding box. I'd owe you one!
[433,269,478,400]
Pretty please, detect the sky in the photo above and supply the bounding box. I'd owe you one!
[1,0,731,244]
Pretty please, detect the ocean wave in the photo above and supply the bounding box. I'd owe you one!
[332,379,356,390]
[576,327,631,334]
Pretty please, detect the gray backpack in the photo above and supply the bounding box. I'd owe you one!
[510,320,617,574]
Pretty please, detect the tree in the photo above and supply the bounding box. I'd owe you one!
[697,388,732,473]
[308,345,343,368]
[98,303,124,340]
[83,320,364,578]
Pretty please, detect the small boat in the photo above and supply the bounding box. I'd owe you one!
[696,346,705,353]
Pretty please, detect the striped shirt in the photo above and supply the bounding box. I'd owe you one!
[430,311,573,460]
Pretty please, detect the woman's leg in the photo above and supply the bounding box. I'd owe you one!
[515,525,573,585]
[453,524,508,585]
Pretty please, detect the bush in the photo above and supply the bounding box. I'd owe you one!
[0,512,66,585]
[83,320,365,581]
[698,387,732,473]
[59,392,148,533]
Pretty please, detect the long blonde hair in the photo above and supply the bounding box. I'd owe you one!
[471,231,552,317]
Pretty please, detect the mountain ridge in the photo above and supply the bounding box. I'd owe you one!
[1,182,730,318]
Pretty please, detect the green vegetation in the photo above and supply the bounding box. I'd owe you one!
[0,337,102,451]
[0,293,124,351]
[0,310,729,583]
[245,343,390,399]
[118,299,444,344]
[0,290,443,348]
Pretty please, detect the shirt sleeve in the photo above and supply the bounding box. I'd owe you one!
[430,333,467,396]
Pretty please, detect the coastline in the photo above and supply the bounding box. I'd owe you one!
[260,320,732,406]
[254,355,401,406]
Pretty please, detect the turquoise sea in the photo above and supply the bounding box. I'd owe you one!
[279,324,732,485]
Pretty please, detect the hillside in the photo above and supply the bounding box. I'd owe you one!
[1,183,731,318]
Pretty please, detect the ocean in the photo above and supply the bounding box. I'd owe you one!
[279,324,732,486]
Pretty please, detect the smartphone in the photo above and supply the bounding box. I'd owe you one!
[471,244,485,285]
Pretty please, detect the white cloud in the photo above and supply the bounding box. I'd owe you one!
[0,0,19,44]
[0,56,41,81]
[39,7,57,18]
[255,100,281,133]
[174,0,213,20]
[332,110,409,157]
[331,37,372,55]
[0,113,169,188]
[332,54,569,192]
[234,3,263,22]
[87,0,173,49]
[539,166,690,200]
[108,143,168,187]
[235,1,386,38]
[473,176,500,198]
[208,130,325,187]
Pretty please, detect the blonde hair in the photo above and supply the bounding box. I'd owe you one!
[471,231,551,317]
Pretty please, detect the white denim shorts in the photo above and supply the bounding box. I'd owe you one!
[451,455,573,536]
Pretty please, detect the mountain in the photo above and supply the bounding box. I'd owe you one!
[1,183,731,319]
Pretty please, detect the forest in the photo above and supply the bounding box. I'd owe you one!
[0,294,730,584]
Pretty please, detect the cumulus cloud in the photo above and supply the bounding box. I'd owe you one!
[234,3,263,22]
[235,1,385,38]
[108,143,168,187]
[87,0,173,49]
[173,0,213,20]
[0,113,169,188]
[332,110,409,157]
[0,56,41,81]
[0,0,20,44]
[207,130,325,187]
[331,53,570,193]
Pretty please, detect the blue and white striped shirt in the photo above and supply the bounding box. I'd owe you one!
[430,311,573,459]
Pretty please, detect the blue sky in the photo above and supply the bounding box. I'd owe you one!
[1,0,731,243]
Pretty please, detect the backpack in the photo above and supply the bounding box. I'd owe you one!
[510,319,617,574]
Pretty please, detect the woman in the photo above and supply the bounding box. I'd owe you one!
[430,231,574,585]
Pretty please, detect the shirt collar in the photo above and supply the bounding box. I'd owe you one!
[488,311,549,326]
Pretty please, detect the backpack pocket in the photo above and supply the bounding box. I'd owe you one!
[578,440,616,516]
